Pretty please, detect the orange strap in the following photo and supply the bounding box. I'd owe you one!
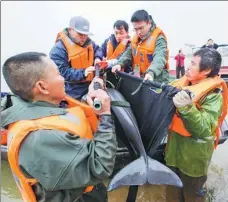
[84,186,94,193]
[1,128,7,145]
[214,81,228,148]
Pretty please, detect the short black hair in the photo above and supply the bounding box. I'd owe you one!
[113,20,129,32]
[179,50,181,53]
[2,52,47,100]
[193,48,222,77]
[131,9,150,23]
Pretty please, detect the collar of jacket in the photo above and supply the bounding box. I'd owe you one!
[1,94,67,128]
[109,34,118,49]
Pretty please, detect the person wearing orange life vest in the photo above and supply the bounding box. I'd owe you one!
[165,48,228,202]
[100,20,131,72]
[50,16,103,100]
[1,52,117,202]
[112,10,170,84]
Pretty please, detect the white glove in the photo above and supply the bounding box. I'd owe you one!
[107,59,118,68]
[173,90,193,108]
[143,72,154,81]
[112,64,121,73]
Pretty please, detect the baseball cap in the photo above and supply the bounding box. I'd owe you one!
[69,16,93,35]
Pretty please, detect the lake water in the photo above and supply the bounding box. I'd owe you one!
[2,140,228,202]
[1,160,167,202]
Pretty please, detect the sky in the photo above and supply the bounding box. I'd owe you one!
[1,1,228,91]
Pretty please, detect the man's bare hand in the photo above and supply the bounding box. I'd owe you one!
[88,78,105,92]
[87,89,111,115]
[85,66,95,77]
[94,58,101,66]
[122,38,130,46]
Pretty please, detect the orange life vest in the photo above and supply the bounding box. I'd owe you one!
[7,96,98,202]
[106,39,129,60]
[131,26,170,74]
[169,76,228,148]
[1,128,7,145]
[56,31,94,82]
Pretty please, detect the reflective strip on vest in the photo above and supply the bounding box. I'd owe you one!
[59,113,80,124]
[146,36,153,47]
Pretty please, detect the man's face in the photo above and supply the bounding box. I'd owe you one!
[132,21,151,39]
[114,26,129,43]
[41,57,66,103]
[69,28,88,46]
[207,40,213,46]
[185,55,210,83]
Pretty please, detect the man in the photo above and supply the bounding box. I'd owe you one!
[112,9,170,83]
[50,16,103,100]
[201,39,219,49]
[100,20,131,70]
[165,48,228,202]
[1,52,117,202]
[174,49,185,78]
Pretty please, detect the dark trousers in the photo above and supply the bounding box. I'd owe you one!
[176,66,185,79]
[166,167,207,202]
